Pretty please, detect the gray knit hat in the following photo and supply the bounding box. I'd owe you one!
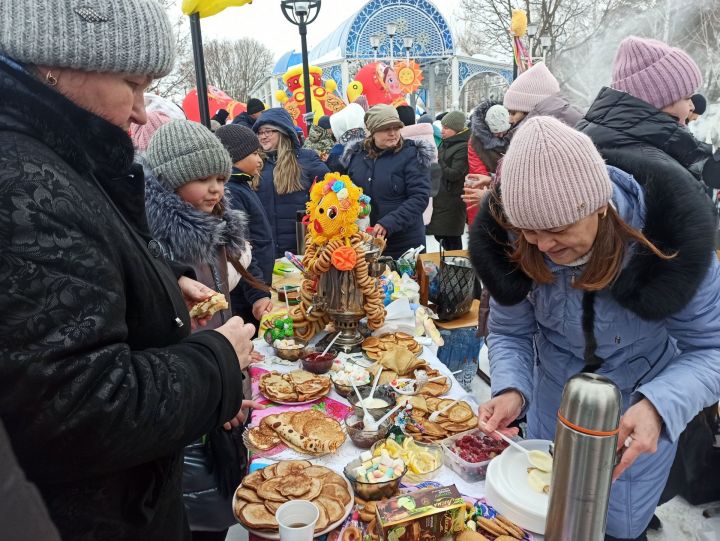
[441,111,467,133]
[146,120,233,190]
[0,0,175,77]
[215,124,261,163]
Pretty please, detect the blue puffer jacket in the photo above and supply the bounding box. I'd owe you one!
[469,155,720,538]
[253,108,329,257]
[342,138,434,259]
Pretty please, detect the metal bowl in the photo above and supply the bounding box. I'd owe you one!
[347,385,397,421]
[272,339,307,361]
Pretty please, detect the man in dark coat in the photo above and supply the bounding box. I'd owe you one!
[427,110,470,250]
[232,97,266,129]
[253,107,329,258]
[0,2,252,539]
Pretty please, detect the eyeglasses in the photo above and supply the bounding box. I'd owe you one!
[257,129,279,137]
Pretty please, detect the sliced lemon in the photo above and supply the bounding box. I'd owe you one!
[402,436,416,450]
[409,451,437,474]
[383,438,403,458]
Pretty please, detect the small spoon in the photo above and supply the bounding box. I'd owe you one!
[490,429,554,471]
[429,398,460,422]
[351,381,375,430]
[367,366,383,403]
[321,331,341,356]
[364,403,402,432]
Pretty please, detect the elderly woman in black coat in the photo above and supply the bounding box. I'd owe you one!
[342,104,434,259]
[0,1,256,539]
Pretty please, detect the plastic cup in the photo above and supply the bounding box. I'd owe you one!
[275,500,319,541]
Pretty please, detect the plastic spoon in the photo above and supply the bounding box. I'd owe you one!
[321,332,341,356]
[351,381,375,430]
[429,398,460,422]
[489,428,554,472]
[367,366,383,403]
[365,403,402,432]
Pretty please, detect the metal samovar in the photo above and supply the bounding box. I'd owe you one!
[313,240,384,351]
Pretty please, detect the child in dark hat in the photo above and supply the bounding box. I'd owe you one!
[215,124,275,330]
[689,94,707,123]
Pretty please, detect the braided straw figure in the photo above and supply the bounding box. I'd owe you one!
[293,173,386,340]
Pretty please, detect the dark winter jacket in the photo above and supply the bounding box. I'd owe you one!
[577,87,714,186]
[326,128,366,174]
[253,108,330,257]
[0,418,61,541]
[231,111,256,130]
[0,58,242,540]
[227,169,275,298]
[469,100,508,175]
[468,153,719,538]
[428,128,471,237]
[342,138,434,258]
[144,169,248,330]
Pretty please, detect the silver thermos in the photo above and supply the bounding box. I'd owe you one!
[545,373,622,541]
[295,210,308,255]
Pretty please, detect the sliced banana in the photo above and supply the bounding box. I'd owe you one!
[527,467,552,494]
[528,450,553,472]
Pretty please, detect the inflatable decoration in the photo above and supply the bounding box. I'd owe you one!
[182,0,253,18]
[348,62,408,107]
[275,65,346,135]
[290,173,385,342]
[511,9,533,73]
[182,86,246,123]
[393,60,424,94]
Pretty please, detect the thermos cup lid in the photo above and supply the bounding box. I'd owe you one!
[558,373,622,435]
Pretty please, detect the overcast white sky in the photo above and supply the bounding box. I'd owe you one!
[172,0,464,62]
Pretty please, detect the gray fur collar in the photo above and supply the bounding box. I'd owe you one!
[340,137,436,169]
[143,164,248,265]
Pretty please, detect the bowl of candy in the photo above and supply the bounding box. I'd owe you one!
[300,347,338,374]
[441,430,509,482]
[343,451,406,500]
[272,338,307,362]
[371,435,443,483]
[331,361,372,398]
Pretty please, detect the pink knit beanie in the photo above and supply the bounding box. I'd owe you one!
[130,110,172,152]
[611,36,702,110]
[502,116,613,230]
[503,63,560,113]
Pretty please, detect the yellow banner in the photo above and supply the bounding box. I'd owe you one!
[182,0,253,18]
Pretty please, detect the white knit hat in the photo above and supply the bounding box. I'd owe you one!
[485,105,511,134]
[503,63,560,113]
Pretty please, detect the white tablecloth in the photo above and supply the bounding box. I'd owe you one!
[248,337,485,498]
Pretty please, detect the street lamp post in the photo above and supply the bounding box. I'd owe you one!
[540,35,551,63]
[403,36,414,63]
[386,22,397,68]
[370,35,381,62]
[280,0,321,128]
[527,23,538,58]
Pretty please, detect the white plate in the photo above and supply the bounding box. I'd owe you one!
[485,438,553,534]
[244,474,355,539]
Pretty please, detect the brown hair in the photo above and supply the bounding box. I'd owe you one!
[489,189,675,291]
[273,133,303,194]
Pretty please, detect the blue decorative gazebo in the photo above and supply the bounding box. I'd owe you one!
[254,0,512,114]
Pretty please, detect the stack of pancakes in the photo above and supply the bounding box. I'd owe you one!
[247,409,346,455]
[362,333,422,358]
[397,396,478,442]
[259,370,331,403]
[233,460,352,533]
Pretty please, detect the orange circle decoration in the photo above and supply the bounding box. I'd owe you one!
[394,60,423,94]
[331,245,358,271]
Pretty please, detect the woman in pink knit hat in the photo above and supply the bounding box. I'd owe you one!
[469,116,720,540]
[578,36,716,189]
[502,62,583,129]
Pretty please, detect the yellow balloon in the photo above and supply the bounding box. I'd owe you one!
[346,81,364,104]
[182,0,253,18]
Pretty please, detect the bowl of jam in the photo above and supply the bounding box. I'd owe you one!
[300,347,338,374]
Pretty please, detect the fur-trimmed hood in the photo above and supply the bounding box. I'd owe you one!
[340,137,436,169]
[469,148,715,321]
[143,163,248,266]
[470,100,507,150]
